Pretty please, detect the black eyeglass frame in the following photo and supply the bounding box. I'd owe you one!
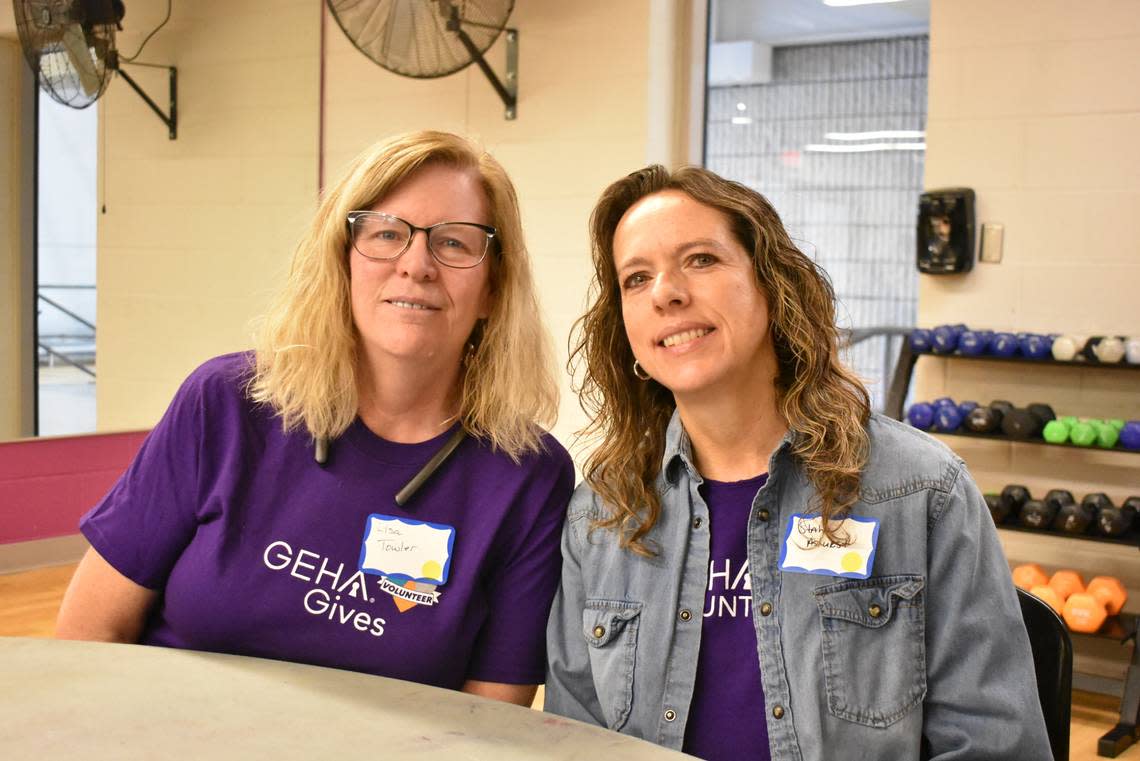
[346,211,497,269]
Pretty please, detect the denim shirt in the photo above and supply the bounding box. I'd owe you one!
[545,412,1052,761]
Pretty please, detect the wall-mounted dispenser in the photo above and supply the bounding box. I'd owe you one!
[917,188,975,274]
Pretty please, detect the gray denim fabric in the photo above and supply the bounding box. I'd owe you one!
[545,412,1053,761]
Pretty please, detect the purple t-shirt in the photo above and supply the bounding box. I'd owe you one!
[80,353,574,688]
[682,473,771,761]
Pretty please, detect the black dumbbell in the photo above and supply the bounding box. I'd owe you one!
[995,485,1031,524]
[984,494,1004,524]
[1054,494,1097,534]
[1002,404,1056,439]
[1090,494,1132,537]
[1044,489,1076,512]
[1027,403,1057,424]
[991,400,1015,417]
[1020,499,1056,529]
[1083,336,1127,363]
[965,405,1004,434]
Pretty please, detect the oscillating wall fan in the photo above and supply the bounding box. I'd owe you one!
[327,0,519,119]
[14,0,178,138]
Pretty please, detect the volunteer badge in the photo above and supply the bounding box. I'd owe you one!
[359,514,456,612]
[778,513,879,579]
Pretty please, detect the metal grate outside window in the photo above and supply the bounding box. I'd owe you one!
[706,35,928,411]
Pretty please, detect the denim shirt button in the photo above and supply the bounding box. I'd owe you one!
[664,709,677,722]
[760,602,773,616]
[772,705,785,719]
[758,509,770,522]
[868,603,883,618]
[679,609,692,622]
[692,517,702,529]
[592,625,606,638]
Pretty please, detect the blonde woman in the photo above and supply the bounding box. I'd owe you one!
[544,165,1050,758]
[56,131,573,706]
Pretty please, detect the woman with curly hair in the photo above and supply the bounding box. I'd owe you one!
[56,131,573,706]
[544,165,1049,759]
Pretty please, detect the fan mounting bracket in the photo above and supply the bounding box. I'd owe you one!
[114,61,178,140]
[453,26,518,120]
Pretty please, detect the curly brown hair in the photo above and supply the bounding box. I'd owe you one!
[570,165,871,555]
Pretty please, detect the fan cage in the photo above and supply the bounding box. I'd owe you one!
[327,0,514,79]
[15,0,119,109]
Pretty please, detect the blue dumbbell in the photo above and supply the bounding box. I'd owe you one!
[990,332,1019,357]
[1020,333,1051,360]
[907,403,935,430]
[959,330,988,356]
[933,396,957,412]
[931,325,960,354]
[935,404,964,432]
[909,328,932,353]
[1121,421,1140,450]
[958,400,979,418]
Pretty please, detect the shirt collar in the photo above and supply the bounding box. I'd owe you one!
[661,407,797,485]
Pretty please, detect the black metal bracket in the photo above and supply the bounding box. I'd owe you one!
[113,62,178,140]
[884,341,918,421]
[445,7,518,120]
[1098,615,1140,757]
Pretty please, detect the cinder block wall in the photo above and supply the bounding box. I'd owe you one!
[918,0,1140,667]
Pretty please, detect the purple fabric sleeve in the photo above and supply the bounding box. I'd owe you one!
[80,361,219,589]
[465,453,575,684]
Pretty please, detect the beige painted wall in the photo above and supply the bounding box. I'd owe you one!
[920,0,1140,635]
[0,38,32,440]
[95,0,695,450]
[323,0,693,447]
[95,0,321,431]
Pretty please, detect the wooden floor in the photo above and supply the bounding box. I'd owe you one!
[1,563,1137,760]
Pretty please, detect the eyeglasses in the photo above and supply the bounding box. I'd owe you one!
[346,211,496,269]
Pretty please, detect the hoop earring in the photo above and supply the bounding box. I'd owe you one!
[632,359,651,381]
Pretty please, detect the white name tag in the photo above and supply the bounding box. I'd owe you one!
[359,514,455,585]
[778,513,879,579]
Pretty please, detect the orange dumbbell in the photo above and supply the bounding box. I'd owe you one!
[1029,585,1064,615]
[1013,563,1049,591]
[1063,592,1108,633]
[1049,569,1085,602]
[1087,576,1128,616]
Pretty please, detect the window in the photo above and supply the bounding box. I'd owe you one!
[706,36,928,410]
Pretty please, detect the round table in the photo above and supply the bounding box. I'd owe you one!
[0,637,688,759]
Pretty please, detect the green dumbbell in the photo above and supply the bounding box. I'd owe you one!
[1070,421,1098,447]
[1108,419,1125,432]
[1093,421,1120,449]
[1043,419,1071,444]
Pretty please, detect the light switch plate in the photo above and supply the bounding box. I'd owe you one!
[980,223,1004,263]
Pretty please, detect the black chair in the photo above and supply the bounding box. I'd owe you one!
[1018,587,1073,761]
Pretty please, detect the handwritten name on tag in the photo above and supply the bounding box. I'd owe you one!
[778,513,879,579]
[359,514,455,585]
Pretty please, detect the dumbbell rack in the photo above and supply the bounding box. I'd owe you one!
[885,342,1140,441]
[886,342,1140,757]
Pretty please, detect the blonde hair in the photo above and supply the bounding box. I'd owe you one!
[250,130,557,457]
[571,165,870,554]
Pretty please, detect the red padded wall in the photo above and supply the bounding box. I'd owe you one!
[0,431,148,544]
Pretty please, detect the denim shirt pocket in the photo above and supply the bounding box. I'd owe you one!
[812,574,926,728]
[582,599,642,731]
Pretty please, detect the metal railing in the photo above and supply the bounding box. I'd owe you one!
[841,326,913,413]
[37,285,96,377]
